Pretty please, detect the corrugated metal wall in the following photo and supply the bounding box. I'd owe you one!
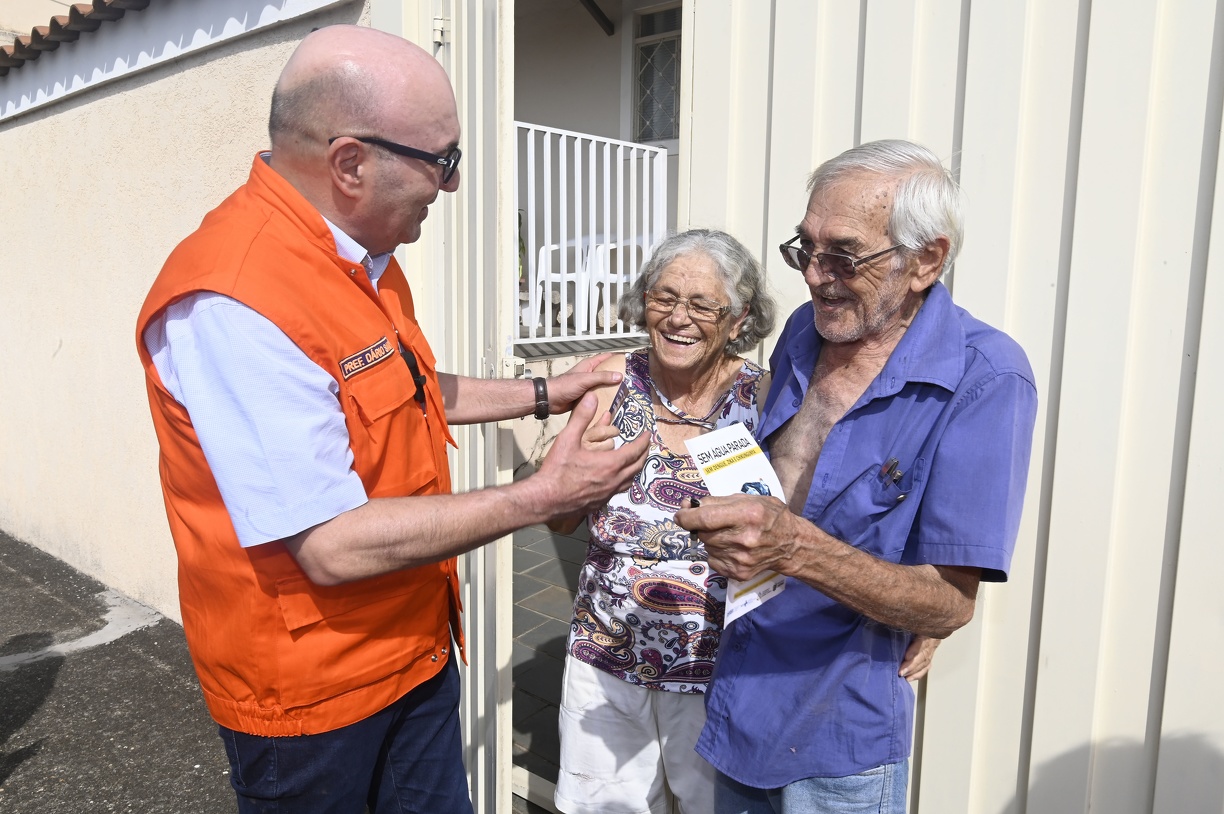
[680,1,1224,811]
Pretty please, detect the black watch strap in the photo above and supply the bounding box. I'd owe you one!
[532,377,550,420]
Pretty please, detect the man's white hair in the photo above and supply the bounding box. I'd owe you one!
[807,139,964,269]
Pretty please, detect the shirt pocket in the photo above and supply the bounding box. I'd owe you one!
[818,456,926,558]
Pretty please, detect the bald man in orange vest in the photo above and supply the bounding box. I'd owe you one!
[137,24,647,813]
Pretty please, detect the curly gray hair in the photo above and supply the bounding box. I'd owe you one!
[619,229,776,356]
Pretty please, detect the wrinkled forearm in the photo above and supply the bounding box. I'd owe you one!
[284,476,562,585]
[437,372,535,425]
[284,392,650,586]
[782,521,980,638]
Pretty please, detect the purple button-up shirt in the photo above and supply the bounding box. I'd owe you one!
[696,282,1038,786]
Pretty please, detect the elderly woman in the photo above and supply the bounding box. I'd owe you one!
[550,229,776,814]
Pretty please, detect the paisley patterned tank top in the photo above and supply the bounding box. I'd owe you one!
[567,348,765,693]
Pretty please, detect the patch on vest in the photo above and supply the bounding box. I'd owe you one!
[340,336,396,380]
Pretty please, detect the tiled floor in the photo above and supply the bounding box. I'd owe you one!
[511,522,589,788]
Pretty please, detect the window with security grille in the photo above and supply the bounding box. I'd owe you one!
[634,6,681,142]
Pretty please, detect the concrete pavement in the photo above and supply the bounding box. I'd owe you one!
[0,530,551,814]
[0,530,232,813]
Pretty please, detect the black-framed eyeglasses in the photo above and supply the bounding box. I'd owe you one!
[328,135,461,184]
[644,288,732,323]
[779,235,905,280]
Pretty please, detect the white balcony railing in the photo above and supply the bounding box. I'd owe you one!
[515,122,668,348]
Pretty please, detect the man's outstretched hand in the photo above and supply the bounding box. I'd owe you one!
[536,392,649,518]
[544,354,623,414]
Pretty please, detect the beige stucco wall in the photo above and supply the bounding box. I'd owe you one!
[0,0,66,37]
[0,2,367,620]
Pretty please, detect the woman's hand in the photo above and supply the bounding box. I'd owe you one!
[581,409,621,451]
[899,634,941,681]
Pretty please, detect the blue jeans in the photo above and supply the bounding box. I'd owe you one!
[714,761,909,814]
[219,656,473,814]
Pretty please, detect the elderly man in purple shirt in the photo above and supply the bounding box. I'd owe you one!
[677,139,1038,813]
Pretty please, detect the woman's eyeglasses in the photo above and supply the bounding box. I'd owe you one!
[779,235,904,280]
[644,289,731,323]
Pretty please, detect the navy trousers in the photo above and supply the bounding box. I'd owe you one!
[219,656,474,814]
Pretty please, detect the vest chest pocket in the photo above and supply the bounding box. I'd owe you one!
[346,357,416,427]
[343,347,442,499]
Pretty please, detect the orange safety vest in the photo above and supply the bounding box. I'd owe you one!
[136,154,464,737]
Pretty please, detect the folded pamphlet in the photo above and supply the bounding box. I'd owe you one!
[685,423,787,625]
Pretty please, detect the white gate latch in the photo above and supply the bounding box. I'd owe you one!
[433,16,450,47]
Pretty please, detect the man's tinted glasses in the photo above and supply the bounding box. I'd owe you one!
[779,234,904,280]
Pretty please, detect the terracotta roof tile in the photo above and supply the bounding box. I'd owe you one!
[27,29,62,51]
[43,18,84,44]
[67,6,105,34]
[0,0,151,79]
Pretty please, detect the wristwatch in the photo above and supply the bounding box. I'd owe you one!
[533,377,549,420]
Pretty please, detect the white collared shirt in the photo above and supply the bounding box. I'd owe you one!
[143,218,390,547]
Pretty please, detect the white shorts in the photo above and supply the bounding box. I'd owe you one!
[554,657,716,814]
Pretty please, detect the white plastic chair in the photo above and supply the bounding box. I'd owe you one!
[530,241,593,333]
[526,235,649,334]
[586,237,647,330]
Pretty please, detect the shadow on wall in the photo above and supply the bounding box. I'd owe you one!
[0,632,62,785]
[999,735,1224,814]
